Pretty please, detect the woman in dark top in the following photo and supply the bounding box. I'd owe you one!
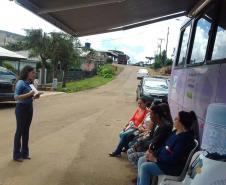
[13,66,42,162]
[127,103,173,167]
[137,111,198,185]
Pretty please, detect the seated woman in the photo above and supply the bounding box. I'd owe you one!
[128,105,153,148]
[128,100,162,148]
[127,103,173,167]
[137,111,198,185]
[109,98,149,157]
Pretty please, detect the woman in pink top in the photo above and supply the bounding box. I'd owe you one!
[109,98,149,157]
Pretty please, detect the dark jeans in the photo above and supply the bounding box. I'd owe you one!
[113,131,135,155]
[14,103,33,159]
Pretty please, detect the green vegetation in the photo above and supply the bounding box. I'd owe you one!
[57,65,122,93]
[152,50,173,69]
[98,64,116,78]
[3,29,120,88]
[106,58,113,64]
[1,62,17,73]
[4,41,26,51]
[57,76,113,93]
[4,29,81,85]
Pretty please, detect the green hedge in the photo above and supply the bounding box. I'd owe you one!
[98,65,116,78]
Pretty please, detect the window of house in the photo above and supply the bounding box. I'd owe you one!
[177,25,191,66]
[190,18,211,64]
[212,1,226,60]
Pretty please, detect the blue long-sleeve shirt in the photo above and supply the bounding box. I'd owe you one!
[14,80,33,104]
[156,131,195,176]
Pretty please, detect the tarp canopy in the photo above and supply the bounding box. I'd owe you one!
[0,47,27,60]
[16,0,199,36]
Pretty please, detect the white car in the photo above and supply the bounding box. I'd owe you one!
[137,68,149,79]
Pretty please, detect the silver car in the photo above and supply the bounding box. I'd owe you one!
[136,77,168,103]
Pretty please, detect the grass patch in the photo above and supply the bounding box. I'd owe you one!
[57,65,123,93]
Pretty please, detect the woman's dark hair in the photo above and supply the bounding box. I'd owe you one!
[146,103,152,108]
[151,100,162,106]
[159,103,173,125]
[151,105,164,119]
[19,65,34,81]
[179,111,200,141]
[139,98,147,105]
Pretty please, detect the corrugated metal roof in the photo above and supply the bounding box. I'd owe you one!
[15,0,199,36]
[0,47,27,60]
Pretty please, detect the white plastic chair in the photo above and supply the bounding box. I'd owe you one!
[156,139,199,185]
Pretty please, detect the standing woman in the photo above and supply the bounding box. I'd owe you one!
[13,66,41,162]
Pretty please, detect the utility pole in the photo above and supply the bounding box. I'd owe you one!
[158,38,164,54]
[165,27,169,57]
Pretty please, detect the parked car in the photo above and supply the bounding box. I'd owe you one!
[0,67,16,102]
[136,77,168,103]
[137,68,149,79]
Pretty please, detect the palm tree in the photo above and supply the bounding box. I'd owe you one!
[23,29,52,84]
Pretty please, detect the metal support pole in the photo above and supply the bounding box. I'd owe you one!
[166,27,169,57]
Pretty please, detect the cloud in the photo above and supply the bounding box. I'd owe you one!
[0,1,185,63]
[212,28,226,60]
[190,19,212,63]
[0,0,61,35]
[80,18,185,63]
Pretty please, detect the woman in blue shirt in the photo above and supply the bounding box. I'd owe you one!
[13,66,41,162]
[137,111,198,185]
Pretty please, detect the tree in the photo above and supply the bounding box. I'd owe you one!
[152,50,173,69]
[23,29,52,84]
[4,41,26,51]
[49,32,80,87]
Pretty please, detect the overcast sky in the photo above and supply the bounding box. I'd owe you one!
[0,0,186,63]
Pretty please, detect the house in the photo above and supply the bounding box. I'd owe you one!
[0,30,24,47]
[0,47,40,76]
[0,30,39,73]
[78,49,117,71]
[15,50,40,70]
[109,50,130,65]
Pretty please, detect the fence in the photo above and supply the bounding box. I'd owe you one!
[65,70,97,82]
[38,69,97,84]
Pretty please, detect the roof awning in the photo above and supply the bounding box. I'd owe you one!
[16,0,199,37]
[0,47,27,60]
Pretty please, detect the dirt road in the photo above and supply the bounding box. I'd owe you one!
[0,65,140,185]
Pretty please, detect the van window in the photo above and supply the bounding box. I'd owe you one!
[177,25,191,66]
[190,18,211,64]
[212,1,226,60]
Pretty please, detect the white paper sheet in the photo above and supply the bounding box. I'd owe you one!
[29,84,39,96]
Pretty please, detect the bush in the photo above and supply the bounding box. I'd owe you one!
[106,58,113,64]
[103,73,113,78]
[2,62,16,73]
[98,65,115,78]
[153,60,162,69]
[165,59,173,66]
